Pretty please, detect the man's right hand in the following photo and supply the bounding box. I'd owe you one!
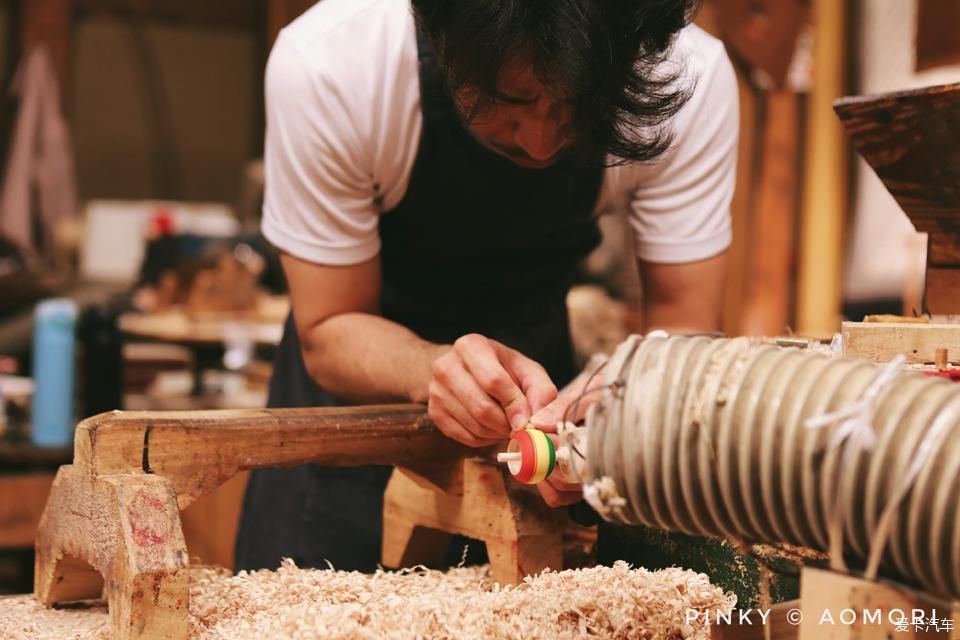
[427,334,558,447]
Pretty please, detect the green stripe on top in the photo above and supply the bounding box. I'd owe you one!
[546,434,556,477]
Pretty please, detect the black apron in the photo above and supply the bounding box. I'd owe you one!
[234,30,605,573]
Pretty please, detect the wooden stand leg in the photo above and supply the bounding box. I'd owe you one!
[34,465,190,640]
[382,459,563,584]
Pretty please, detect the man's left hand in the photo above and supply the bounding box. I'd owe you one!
[536,470,584,507]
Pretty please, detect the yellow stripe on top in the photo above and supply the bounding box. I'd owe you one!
[529,429,553,484]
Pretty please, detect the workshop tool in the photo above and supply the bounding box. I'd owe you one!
[564,333,960,603]
[33,406,562,640]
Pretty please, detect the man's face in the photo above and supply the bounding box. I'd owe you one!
[455,64,577,169]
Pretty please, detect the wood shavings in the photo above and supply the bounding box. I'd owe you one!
[0,561,735,640]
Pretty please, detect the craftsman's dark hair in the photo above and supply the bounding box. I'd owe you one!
[411,0,702,165]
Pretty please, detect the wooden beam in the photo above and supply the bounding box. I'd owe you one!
[842,321,960,364]
[796,0,847,336]
[741,90,800,336]
[723,64,757,337]
[72,405,478,509]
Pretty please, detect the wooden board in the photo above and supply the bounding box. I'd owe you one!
[73,405,479,509]
[835,84,960,242]
[711,600,801,640]
[842,321,960,364]
[799,568,960,639]
[835,83,960,314]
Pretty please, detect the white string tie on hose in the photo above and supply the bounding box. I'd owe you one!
[803,355,907,573]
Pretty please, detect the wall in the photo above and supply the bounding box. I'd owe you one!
[845,0,960,302]
[69,17,258,205]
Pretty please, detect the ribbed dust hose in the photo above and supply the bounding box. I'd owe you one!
[571,334,960,600]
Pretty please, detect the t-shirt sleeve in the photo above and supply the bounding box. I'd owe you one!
[260,33,379,265]
[628,42,739,264]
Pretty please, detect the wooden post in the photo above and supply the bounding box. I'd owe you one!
[742,90,800,336]
[797,0,847,336]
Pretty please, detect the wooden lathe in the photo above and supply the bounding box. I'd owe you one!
[33,406,564,640]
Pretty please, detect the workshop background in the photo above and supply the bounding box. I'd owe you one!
[0,0,958,599]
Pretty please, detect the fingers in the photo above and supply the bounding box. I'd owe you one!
[529,359,608,429]
[536,474,583,508]
[493,342,558,415]
[428,333,563,447]
[455,335,531,429]
[528,395,569,431]
[428,377,504,441]
[427,402,502,448]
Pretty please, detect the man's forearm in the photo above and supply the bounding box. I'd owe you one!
[300,312,448,404]
[639,253,728,334]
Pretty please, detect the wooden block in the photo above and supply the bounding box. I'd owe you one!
[711,600,801,640]
[799,568,960,639]
[0,473,54,548]
[834,84,960,269]
[842,322,960,364]
[34,466,189,640]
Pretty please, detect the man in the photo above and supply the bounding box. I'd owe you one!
[235,0,738,572]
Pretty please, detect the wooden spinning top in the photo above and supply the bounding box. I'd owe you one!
[497,428,555,484]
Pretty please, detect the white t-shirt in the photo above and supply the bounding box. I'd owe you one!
[261,0,739,267]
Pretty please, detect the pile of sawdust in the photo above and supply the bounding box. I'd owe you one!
[1,561,735,640]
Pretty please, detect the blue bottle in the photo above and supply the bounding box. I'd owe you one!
[31,298,78,447]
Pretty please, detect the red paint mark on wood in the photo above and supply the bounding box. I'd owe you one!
[131,522,166,547]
